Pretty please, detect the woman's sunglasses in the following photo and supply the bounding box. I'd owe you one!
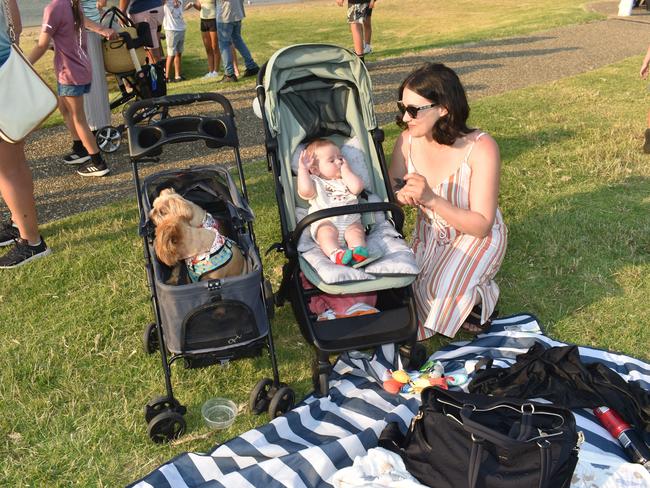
[397,101,437,118]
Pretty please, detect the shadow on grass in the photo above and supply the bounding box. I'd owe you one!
[501,176,650,331]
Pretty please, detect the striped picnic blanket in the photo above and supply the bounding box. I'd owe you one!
[130,314,650,488]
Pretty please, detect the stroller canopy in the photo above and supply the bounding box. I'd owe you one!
[263,44,377,137]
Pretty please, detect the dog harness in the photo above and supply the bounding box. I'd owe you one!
[185,229,236,282]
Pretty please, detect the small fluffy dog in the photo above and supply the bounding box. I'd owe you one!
[150,188,207,227]
[151,188,245,282]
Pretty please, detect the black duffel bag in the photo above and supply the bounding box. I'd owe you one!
[379,387,580,488]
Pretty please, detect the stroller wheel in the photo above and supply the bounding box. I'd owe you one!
[144,395,186,423]
[268,386,295,419]
[142,322,158,354]
[96,125,122,153]
[249,378,273,415]
[147,410,186,443]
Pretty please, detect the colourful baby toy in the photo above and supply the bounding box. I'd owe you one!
[382,360,469,395]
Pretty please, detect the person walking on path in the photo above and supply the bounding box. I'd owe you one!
[389,63,507,339]
[81,0,116,136]
[336,0,374,60]
[162,0,187,82]
[0,0,51,268]
[29,0,111,177]
[216,0,258,83]
[639,43,650,152]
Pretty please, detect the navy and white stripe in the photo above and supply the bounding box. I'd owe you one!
[130,315,649,488]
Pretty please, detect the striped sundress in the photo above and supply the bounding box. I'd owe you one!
[408,132,508,339]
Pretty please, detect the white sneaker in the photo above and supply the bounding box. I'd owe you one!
[363,43,373,55]
[203,72,213,78]
[212,71,219,78]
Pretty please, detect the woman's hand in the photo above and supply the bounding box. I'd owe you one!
[400,173,437,210]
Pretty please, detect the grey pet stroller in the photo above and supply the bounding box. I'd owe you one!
[255,44,427,397]
[126,92,293,443]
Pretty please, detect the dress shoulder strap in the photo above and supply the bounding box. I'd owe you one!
[463,131,486,165]
[406,135,416,173]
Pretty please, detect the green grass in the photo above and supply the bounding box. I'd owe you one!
[1,54,648,486]
[24,0,600,128]
[4,1,649,485]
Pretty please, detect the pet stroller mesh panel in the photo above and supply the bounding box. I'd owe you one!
[151,254,267,354]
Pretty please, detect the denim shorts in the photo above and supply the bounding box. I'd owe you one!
[57,82,91,97]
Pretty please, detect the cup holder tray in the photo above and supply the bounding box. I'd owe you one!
[128,115,238,158]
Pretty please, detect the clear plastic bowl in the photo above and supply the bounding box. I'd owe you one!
[201,397,237,430]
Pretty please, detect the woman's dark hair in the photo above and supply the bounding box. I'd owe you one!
[396,63,473,145]
[71,0,82,31]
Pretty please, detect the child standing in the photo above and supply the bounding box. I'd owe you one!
[163,0,187,82]
[297,139,369,266]
[336,0,376,61]
[29,0,110,177]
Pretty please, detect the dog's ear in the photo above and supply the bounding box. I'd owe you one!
[153,218,184,266]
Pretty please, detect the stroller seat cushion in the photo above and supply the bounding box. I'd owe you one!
[291,136,372,190]
[297,208,420,285]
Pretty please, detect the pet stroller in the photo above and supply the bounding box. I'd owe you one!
[126,92,293,443]
[255,44,427,397]
[95,7,167,154]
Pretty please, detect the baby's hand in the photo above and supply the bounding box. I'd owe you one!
[299,150,313,170]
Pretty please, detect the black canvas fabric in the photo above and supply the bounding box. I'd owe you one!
[379,387,578,488]
[468,343,650,433]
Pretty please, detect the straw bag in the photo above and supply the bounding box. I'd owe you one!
[0,0,57,143]
[100,7,147,74]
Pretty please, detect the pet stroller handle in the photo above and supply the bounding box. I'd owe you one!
[290,201,405,251]
[125,93,239,160]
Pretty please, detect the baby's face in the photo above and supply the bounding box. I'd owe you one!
[314,145,344,179]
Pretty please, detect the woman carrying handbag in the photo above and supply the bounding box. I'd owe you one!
[0,0,51,269]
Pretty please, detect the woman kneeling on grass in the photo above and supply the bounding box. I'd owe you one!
[389,63,508,339]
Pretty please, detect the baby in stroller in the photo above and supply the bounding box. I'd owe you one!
[297,139,370,266]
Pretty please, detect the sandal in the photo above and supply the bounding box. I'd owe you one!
[461,305,498,335]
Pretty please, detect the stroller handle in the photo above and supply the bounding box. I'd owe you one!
[290,201,405,248]
[126,93,240,159]
[125,93,235,125]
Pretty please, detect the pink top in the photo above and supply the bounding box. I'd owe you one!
[42,0,91,85]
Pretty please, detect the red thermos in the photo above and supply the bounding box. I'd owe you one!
[593,407,650,469]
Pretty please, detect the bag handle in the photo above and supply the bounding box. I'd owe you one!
[2,0,16,43]
[467,435,552,488]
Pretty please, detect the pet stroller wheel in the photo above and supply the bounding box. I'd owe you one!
[267,386,295,419]
[399,343,428,371]
[249,378,273,415]
[96,125,122,153]
[144,394,186,423]
[142,322,158,354]
[263,279,275,319]
[147,410,186,443]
